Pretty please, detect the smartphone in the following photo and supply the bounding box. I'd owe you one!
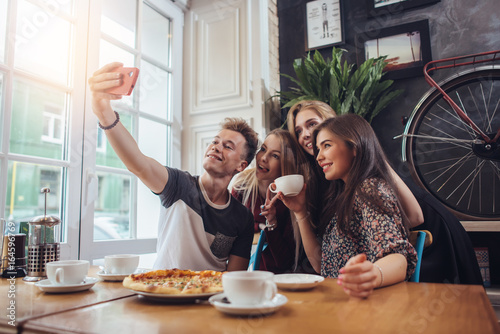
[106,66,139,96]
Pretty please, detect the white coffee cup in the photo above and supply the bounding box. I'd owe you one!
[46,260,89,286]
[269,174,304,196]
[222,271,277,306]
[104,254,139,275]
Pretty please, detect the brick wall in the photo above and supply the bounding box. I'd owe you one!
[267,0,282,129]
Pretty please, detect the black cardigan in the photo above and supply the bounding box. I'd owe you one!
[407,180,483,285]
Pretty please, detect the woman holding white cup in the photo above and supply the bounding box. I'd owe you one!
[279,115,418,298]
[286,100,424,231]
[231,129,309,273]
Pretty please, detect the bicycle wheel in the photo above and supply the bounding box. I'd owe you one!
[404,67,500,220]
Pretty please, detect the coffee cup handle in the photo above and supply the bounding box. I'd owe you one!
[269,183,278,194]
[55,268,64,284]
[263,280,277,301]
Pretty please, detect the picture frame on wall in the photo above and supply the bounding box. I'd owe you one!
[305,0,344,50]
[355,19,432,80]
[367,0,440,17]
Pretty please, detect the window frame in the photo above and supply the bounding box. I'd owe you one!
[41,105,65,144]
[0,0,89,259]
[0,0,183,263]
[79,0,183,262]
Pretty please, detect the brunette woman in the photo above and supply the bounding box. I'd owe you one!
[286,100,424,228]
[279,114,417,298]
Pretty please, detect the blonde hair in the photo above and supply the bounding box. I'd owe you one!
[232,128,305,209]
[232,128,308,269]
[286,100,336,142]
[285,100,337,239]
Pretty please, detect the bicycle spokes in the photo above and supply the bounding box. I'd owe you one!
[405,68,500,219]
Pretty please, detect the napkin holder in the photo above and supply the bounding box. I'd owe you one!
[1,233,27,278]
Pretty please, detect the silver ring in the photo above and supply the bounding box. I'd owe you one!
[265,219,276,231]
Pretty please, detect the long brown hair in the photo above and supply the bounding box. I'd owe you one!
[312,114,409,237]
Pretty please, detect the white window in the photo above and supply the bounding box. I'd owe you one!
[42,106,64,144]
[0,0,183,262]
[96,128,107,152]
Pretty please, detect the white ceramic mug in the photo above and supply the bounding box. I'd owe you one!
[222,271,277,306]
[269,174,304,196]
[46,260,89,285]
[104,254,139,275]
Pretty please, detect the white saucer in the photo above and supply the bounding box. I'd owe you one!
[209,294,287,316]
[35,277,99,293]
[97,268,149,282]
[274,273,324,291]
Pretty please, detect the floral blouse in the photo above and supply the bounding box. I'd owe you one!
[321,178,417,280]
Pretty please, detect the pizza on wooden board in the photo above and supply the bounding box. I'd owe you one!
[123,269,224,295]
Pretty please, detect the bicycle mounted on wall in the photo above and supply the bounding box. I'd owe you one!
[396,50,500,221]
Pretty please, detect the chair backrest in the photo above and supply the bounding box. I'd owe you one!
[248,230,267,271]
[409,230,433,282]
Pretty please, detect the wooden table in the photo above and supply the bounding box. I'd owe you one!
[0,266,136,334]
[18,278,500,334]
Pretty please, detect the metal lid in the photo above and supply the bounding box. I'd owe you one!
[29,215,61,227]
[29,187,61,227]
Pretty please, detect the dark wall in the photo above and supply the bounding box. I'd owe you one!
[278,0,500,178]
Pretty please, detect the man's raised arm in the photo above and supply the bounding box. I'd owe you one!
[88,62,168,194]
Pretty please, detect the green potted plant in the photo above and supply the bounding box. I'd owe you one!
[276,47,402,123]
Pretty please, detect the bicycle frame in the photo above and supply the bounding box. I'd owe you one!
[423,50,500,143]
[397,51,500,219]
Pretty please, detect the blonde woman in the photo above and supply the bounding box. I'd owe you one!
[231,129,308,273]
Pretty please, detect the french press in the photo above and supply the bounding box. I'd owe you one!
[23,188,61,282]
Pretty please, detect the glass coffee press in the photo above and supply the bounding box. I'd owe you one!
[23,188,61,282]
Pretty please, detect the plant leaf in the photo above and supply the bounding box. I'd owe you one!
[274,47,404,121]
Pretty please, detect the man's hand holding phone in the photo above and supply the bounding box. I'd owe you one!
[105,66,139,96]
[88,62,140,126]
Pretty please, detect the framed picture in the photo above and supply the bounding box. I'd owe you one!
[355,19,431,80]
[305,0,344,50]
[367,0,440,17]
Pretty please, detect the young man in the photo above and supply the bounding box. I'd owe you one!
[88,62,259,271]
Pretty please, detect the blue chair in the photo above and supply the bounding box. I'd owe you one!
[248,230,267,271]
[410,230,433,282]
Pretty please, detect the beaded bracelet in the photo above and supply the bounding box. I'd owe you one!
[374,264,384,288]
[98,111,120,130]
